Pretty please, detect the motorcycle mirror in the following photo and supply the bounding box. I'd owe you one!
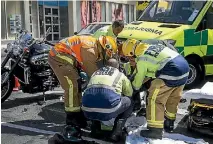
[74,32,78,35]
[46,27,51,36]
[41,27,51,42]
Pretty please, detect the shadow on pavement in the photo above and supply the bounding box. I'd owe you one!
[39,102,66,124]
[1,93,62,110]
[2,102,67,138]
[174,115,212,143]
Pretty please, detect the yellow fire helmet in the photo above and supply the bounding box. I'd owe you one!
[98,36,118,57]
[122,39,148,57]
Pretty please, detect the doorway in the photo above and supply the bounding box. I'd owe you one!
[43,6,60,42]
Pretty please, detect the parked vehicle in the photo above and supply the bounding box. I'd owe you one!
[74,22,112,36]
[1,28,59,103]
[117,0,213,89]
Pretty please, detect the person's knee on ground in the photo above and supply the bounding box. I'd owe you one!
[110,97,134,142]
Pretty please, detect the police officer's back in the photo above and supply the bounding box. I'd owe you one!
[81,58,133,142]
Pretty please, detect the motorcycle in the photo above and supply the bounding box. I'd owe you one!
[1,27,60,103]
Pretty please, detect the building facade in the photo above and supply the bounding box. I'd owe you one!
[1,0,136,41]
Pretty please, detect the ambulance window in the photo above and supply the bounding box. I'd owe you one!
[138,1,207,25]
[148,3,157,18]
[206,5,213,29]
[196,4,213,31]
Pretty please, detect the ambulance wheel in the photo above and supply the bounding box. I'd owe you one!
[185,58,202,89]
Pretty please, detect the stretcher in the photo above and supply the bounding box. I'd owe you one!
[187,98,213,135]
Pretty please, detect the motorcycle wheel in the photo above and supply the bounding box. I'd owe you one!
[1,69,15,103]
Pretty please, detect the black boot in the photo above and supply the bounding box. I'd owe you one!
[90,120,102,138]
[62,125,82,142]
[110,119,126,142]
[164,117,175,133]
[140,127,163,139]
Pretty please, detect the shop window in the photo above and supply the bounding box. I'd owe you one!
[46,25,52,32]
[54,34,59,40]
[112,3,124,21]
[46,34,52,41]
[53,25,59,32]
[131,5,135,21]
[124,4,129,23]
[53,17,59,24]
[45,8,51,15]
[108,3,112,21]
[45,17,52,24]
[52,8,59,15]
[101,2,106,21]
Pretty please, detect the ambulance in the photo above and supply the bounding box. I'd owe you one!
[118,0,213,89]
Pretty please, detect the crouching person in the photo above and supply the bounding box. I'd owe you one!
[81,58,134,142]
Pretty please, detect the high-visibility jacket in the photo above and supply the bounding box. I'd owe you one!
[49,35,103,74]
[86,66,133,96]
[93,25,116,39]
[132,44,190,90]
[81,66,133,121]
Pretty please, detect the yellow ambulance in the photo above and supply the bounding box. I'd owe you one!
[118,0,213,89]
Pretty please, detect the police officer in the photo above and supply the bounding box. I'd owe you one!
[48,35,117,133]
[93,20,125,39]
[81,58,133,142]
[121,39,189,139]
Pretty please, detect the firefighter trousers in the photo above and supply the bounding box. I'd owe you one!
[48,54,81,113]
[146,79,184,128]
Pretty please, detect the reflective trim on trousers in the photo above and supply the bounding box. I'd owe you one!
[158,72,189,80]
[165,110,176,120]
[51,47,77,60]
[81,101,122,113]
[148,122,164,128]
[57,55,74,65]
[147,120,164,124]
[151,88,160,122]
[65,106,81,112]
[64,76,74,108]
[147,119,164,129]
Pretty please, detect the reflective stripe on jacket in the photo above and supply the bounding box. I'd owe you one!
[132,44,189,90]
[49,35,98,67]
[82,66,133,117]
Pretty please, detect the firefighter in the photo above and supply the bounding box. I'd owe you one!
[48,35,117,135]
[93,20,125,39]
[81,58,133,142]
[121,39,189,139]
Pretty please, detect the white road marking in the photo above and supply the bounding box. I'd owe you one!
[1,122,57,135]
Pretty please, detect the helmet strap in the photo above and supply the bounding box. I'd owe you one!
[132,40,141,56]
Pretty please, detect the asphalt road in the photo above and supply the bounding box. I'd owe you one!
[2,80,213,144]
[1,46,213,144]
